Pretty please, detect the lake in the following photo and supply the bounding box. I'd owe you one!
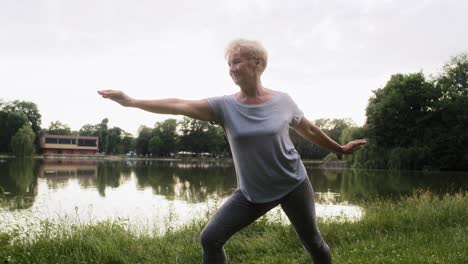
[1,158,468,236]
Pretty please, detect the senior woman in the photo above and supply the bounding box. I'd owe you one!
[98,39,366,264]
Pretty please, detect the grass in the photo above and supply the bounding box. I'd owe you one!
[1,191,468,263]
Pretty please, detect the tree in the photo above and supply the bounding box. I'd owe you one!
[119,132,135,154]
[1,100,42,140]
[98,118,109,153]
[107,127,122,154]
[366,72,438,148]
[46,121,73,135]
[205,124,229,154]
[136,126,152,155]
[436,52,468,99]
[10,124,36,156]
[430,53,468,170]
[148,135,163,156]
[152,119,178,156]
[177,117,227,154]
[361,73,438,169]
[0,111,28,153]
[79,120,135,155]
[357,53,468,170]
[79,124,99,136]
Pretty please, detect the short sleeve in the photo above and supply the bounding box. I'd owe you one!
[285,94,304,127]
[204,96,225,126]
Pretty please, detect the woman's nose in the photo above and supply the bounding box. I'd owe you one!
[229,66,236,74]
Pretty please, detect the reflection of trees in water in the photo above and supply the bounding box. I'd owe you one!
[134,161,237,203]
[38,159,99,190]
[37,159,131,198]
[308,169,343,192]
[4,158,466,210]
[0,158,38,210]
[96,162,132,197]
[308,168,468,204]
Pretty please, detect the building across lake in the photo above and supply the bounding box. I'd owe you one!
[40,135,99,155]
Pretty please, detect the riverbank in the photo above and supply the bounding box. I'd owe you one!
[1,154,349,169]
[1,191,467,263]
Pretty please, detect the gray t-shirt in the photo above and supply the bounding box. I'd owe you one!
[205,90,308,203]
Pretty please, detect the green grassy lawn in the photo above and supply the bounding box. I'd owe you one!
[1,191,467,263]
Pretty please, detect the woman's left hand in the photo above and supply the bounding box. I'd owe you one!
[340,139,367,154]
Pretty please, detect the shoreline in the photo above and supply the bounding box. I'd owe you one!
[1,154,349,169]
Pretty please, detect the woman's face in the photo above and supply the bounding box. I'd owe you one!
[227,49,259,86]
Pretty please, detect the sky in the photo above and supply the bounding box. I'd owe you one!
[1,0,467,136]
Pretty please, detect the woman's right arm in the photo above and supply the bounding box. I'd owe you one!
[97,90,216,122]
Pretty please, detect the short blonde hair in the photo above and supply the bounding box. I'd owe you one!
[225,38,268,73]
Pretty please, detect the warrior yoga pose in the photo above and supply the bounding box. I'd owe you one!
[98,39,367,263]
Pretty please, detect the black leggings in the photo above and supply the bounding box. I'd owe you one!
[200,178,331,264]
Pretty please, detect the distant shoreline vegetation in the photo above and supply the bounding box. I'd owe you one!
[1,53,467,171]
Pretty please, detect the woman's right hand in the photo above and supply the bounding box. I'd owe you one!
[98,90,135,107]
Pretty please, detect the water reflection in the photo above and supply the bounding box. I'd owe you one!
[39,159,98,190]
[306,167,468,203]
[1,158,468,236]
[133,161,236,203]
[0,158,37,210]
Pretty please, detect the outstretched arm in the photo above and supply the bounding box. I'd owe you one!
[97,90,216,122]
[292,117,367,154]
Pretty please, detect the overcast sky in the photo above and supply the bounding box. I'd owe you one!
[1,0,467,136]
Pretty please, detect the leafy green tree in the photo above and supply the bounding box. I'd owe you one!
[152,119,178,156]
[10,124,36,156]
[436,53,468,99]
[357,53,468,170]
[360,72,439,169]
[107,127,123,154]
[366,72,438,148]
[79,121,134,155]
[178,117,227,154]
[205,124,229,154]
[119,132,135,154]
[430,53,468,170]
[148,135,163,156]
[79,124,99,136]
[1,100,42,146]
[46,121,73,135]
[98,118,109,153]
[136,126,152,155]
[0,111,28,153]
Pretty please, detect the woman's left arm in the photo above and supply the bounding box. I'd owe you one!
[292,117,367,155]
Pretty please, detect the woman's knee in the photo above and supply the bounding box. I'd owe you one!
[200,225,222,249]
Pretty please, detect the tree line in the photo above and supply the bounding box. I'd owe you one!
[342,53,468,171]
[0,100,352,159]
[1,53,467,170]
[0,101,353,159]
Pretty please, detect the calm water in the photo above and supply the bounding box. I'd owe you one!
[1,158,468,235]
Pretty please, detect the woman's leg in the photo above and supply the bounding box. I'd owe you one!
[280,179,332,264]
[200,189,278,264]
